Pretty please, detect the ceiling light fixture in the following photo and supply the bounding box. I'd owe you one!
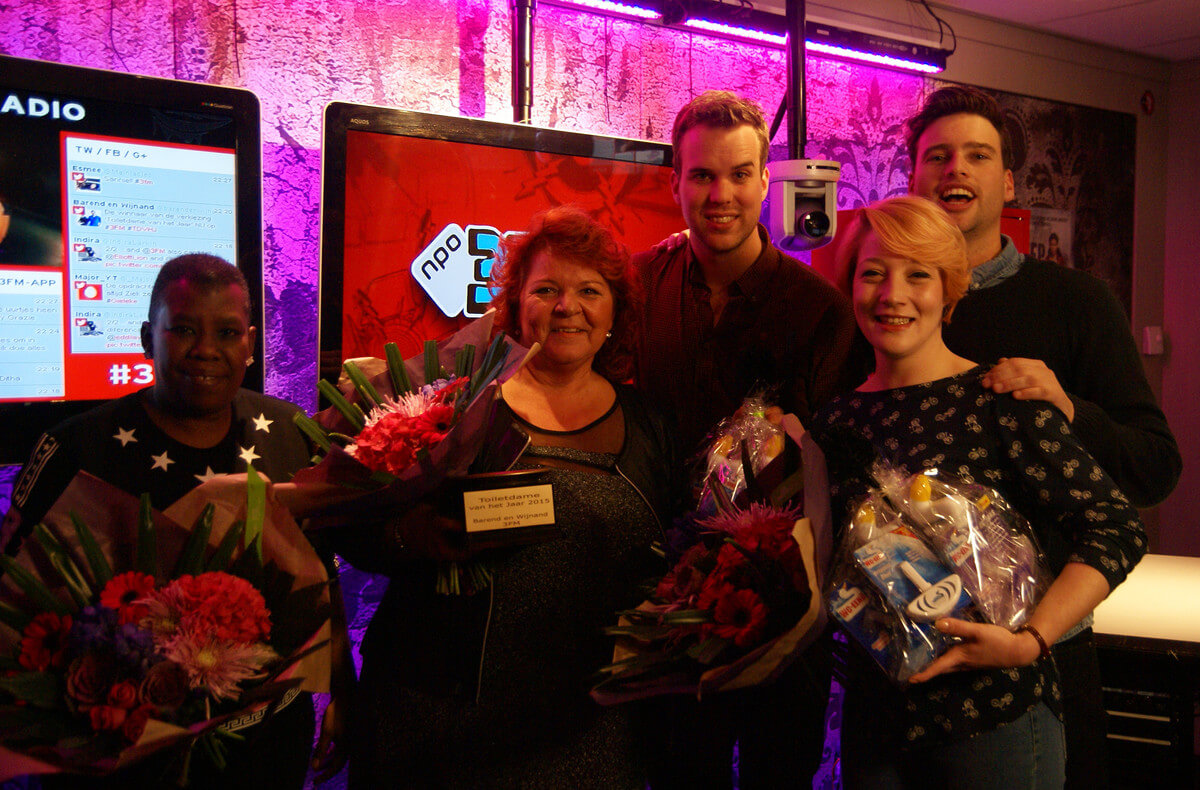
[546,0,949,74]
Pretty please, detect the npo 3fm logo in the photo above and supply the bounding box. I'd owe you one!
[412,224,519,318]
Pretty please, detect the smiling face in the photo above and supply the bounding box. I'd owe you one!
[909,112,1014,266]
[852,230,949,369]
[518,249,614,373]
[672,123,769,270]
[140,279,255,418]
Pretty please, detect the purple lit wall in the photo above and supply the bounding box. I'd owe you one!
[0,0,1132,415]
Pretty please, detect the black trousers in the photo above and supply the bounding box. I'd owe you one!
[1054,629,1109,790]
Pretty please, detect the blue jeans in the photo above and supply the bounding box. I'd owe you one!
[842,701,1066,790]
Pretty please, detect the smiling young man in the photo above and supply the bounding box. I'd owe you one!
[906,85,1181,790]
[635,90,857,457]
[633,90,857,790]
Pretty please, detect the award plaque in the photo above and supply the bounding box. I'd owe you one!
[444,467,558,550]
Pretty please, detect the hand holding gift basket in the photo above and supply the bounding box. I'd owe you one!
[826,460,1053,683]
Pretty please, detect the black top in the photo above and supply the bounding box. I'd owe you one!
[943,254,1180,508]
[812,366,1145,749]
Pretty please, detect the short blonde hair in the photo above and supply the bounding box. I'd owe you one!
[834,196,971,321]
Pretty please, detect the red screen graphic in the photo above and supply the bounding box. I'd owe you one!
[339,131,684,360]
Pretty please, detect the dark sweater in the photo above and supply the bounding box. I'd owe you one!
[943,256,1180,507]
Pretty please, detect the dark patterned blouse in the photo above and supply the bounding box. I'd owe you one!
[811,366,1146,748]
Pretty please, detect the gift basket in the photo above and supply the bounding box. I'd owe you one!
[827,461,1052,682]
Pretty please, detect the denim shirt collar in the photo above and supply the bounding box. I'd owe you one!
[969,235,1023,291]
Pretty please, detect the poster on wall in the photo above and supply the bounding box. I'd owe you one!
[1029,208,1073,268]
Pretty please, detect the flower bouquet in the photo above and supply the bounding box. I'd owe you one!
[286,313,535,593]
[591,409,831,703]
[0,469,331,782]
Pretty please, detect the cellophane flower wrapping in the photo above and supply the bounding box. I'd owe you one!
[694,393,787,516]
[826,461,1052,683]
[289,312,530,520]
[592,410,832,703]
[0,471,331,781]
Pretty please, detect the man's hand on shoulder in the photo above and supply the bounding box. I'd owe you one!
[982,357,1075,422]
[652,228,690,254]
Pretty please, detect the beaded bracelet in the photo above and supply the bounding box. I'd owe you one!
[1017,623,1051,661]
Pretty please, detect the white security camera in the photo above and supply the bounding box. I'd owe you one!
[766,159,840,252]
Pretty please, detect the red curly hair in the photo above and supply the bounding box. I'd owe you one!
[491,205,640,382]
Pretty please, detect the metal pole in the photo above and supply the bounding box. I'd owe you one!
[511,0,536,123]
[786,0,806,159]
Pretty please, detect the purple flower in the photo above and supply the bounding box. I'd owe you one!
[69,605,119,652]
[112,622,159,671]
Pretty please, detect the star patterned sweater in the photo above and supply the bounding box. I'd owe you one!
[2,388,311,553]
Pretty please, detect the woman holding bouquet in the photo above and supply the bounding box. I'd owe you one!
[345,206,676,788]
[809,197,1145,789]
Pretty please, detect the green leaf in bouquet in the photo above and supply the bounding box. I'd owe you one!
[173,503,216,578]
[385,341,414,395]
[136,492,158,579]
[292,412,333,453]
[470,332,512,401]
[205,519,245,572]
[454,344,475,380]
[0,600,33,633]
[343,360,384,411]
[0,671,61,710]
[687,636,731,665]
[0,555,70,616]
[317,379,366,432]
[245,466,267,565]
[423,339,445,384]
[69,511,113,589]
[32,524,92,609]
[226,541,264,589]
[603,624,676,640]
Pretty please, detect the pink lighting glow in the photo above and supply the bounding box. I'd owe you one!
[805,40,944,74]
[682,18,788,46]
[548,0,661,21]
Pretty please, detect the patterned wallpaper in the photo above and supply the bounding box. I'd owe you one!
[0,0,1133,412]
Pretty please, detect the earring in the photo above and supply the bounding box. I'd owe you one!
[605,332,612,338]
[245,356,255,367]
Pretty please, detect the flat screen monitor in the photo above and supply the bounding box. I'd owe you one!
[318,103,682,379]
[0,55,262,464]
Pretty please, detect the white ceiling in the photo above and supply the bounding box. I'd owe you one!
[935,0,1200,62]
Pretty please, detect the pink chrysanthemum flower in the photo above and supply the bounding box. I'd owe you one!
[162,627,278,702]
[139,583,193,643]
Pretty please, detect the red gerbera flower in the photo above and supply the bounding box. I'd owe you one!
[18,612,73,672]
[708,586,769,648]
[100,571,158,625]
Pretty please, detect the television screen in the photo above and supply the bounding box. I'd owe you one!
[0,55,262,463]
[319,103,683,377]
